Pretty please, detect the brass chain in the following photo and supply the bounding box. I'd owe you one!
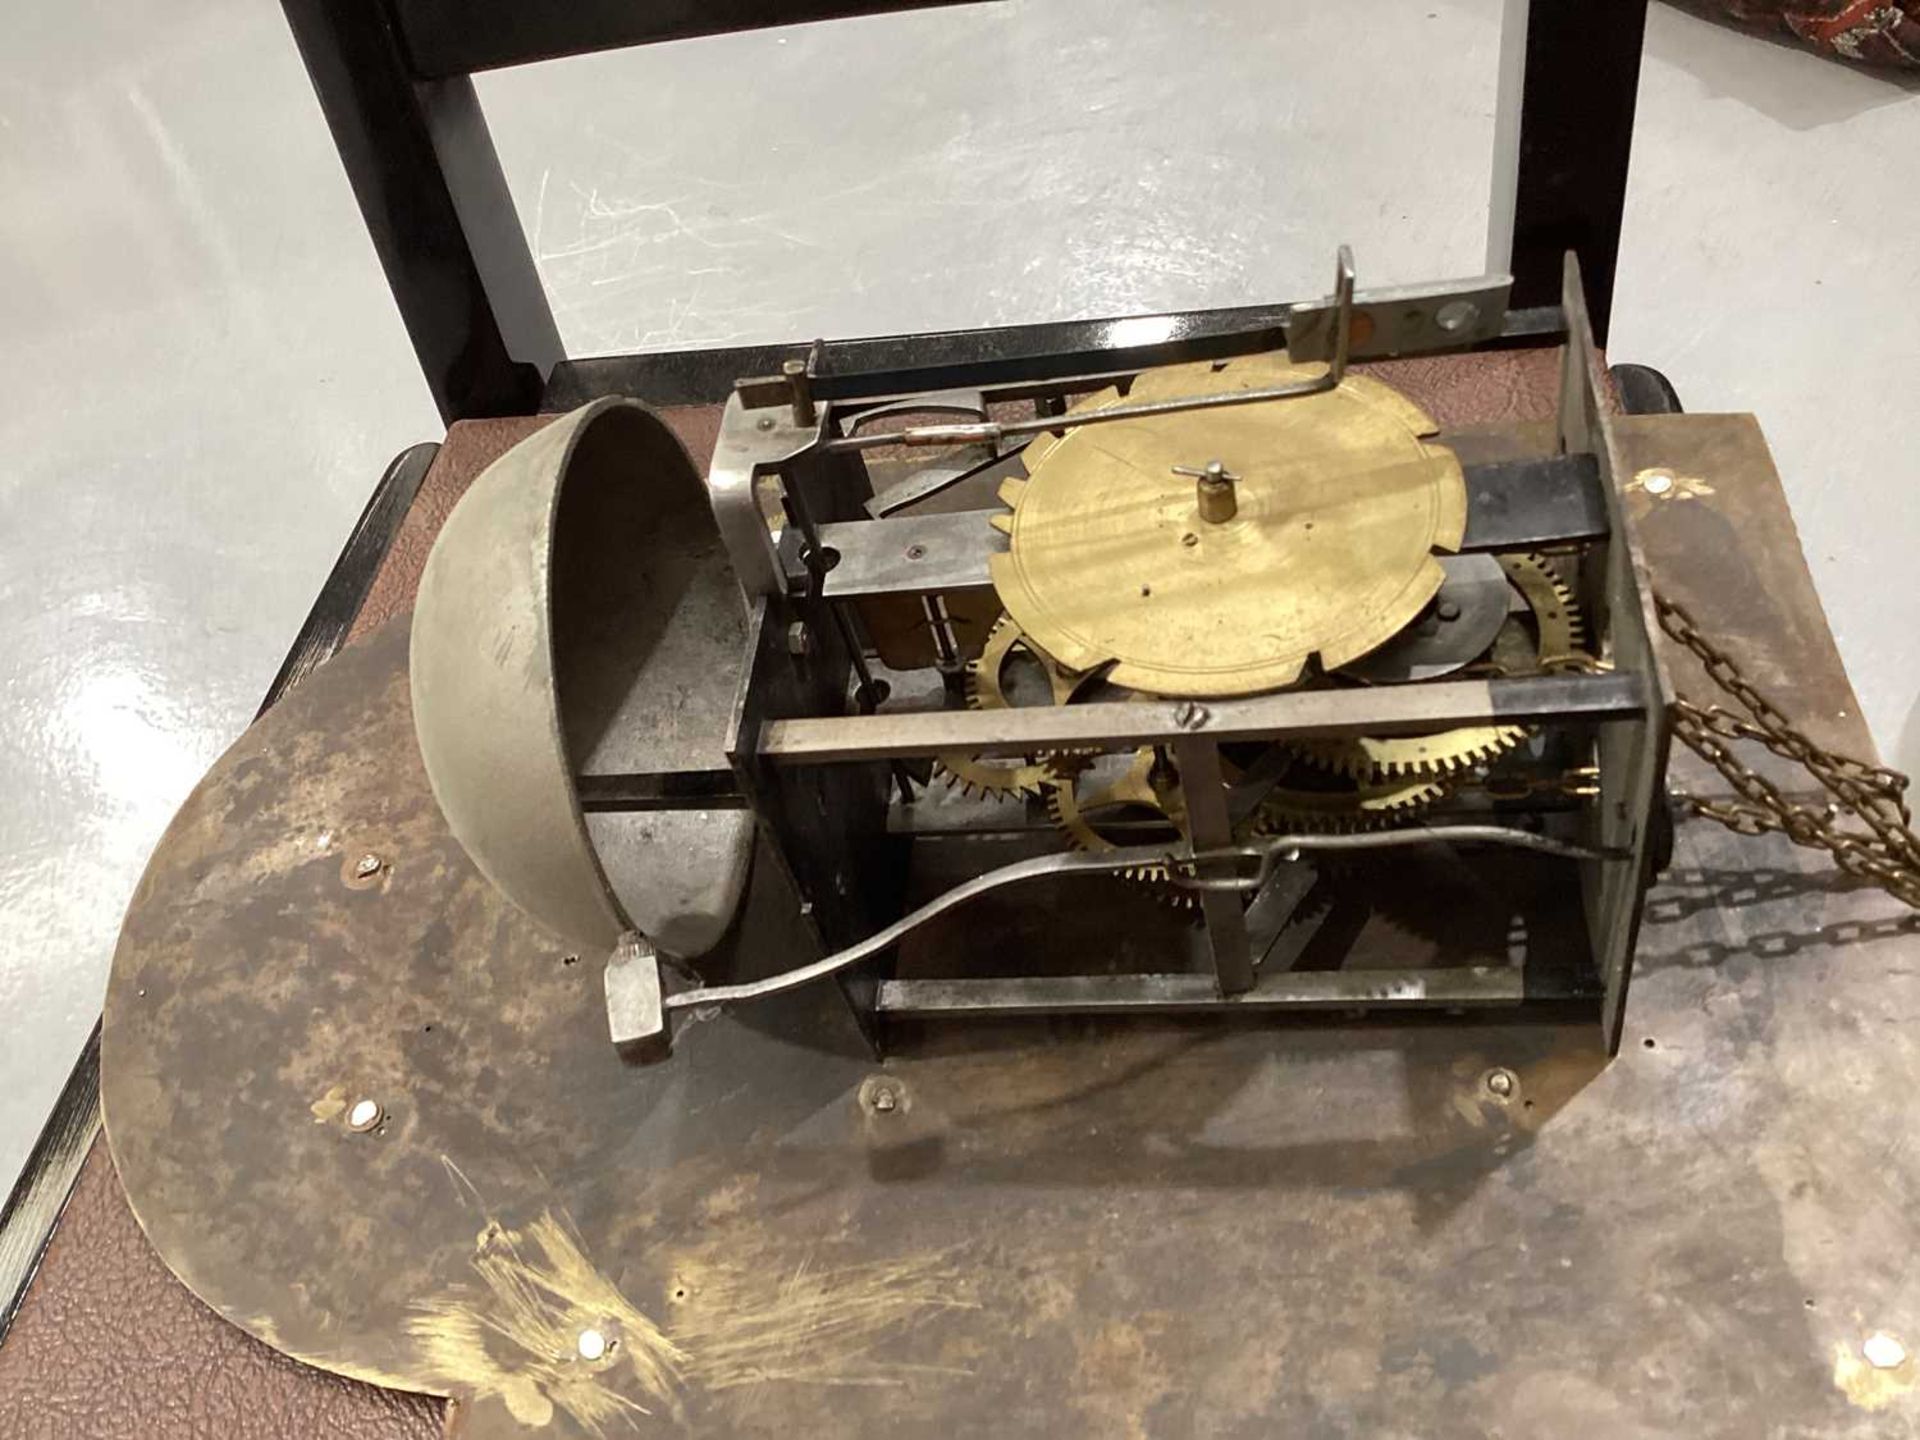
[1654,594,1920,907]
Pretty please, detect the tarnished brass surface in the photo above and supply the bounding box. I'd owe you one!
[1045,748,1188,888]
[1254,767,1452,832]
[100,618,1611,1438]
[988,355,1466,695]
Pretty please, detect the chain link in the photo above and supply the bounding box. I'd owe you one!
[1654,594,1920,907]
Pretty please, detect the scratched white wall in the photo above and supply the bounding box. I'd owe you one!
[1,0,1917,1200]
[1610,10,1920,774]
[0,0,438,1195]
[478,2,1503,356]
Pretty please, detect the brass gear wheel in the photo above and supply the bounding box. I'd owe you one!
[933,614,1088,798]
[1045,749,1189,889]
[989,353,1466,696]
[1300,726,1529,783]
[1492,550,1587,671]
[1045,743,1451,901]
[1295,552,1585,782]
[1253,765,1453,834]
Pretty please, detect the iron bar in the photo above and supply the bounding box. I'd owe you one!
[1175,736,1256,994]
[756,672,1646,765]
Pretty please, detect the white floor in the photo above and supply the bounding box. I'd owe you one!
[1,0,1915,1197]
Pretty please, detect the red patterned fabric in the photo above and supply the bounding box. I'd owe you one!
[1689,0,1920,67]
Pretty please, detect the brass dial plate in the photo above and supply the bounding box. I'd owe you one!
[989,355,1466,696]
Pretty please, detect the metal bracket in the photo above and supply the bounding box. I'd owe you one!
[1287,273,1511,360]
[708,392,829,598]
[604,931,669,1060]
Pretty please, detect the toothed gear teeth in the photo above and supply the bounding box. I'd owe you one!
[935,612,1096,800]
[1046,750,1195,907]
[1290,551,1583,785]
[1249,752,1452,836]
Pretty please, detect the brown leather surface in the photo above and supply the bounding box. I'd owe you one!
[0,1146,444,1439]
[1355,346,1565,430]
[0,350,1604,1438]
[347,417,549,648]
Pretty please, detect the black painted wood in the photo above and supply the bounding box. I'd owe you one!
[289,0,1645,420]
[394,0,993,78]
[1507,0,1651,344]
[280,0,542,422]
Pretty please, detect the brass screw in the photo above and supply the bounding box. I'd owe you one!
[860,1076,904,1115]
[1173,459,1241,524]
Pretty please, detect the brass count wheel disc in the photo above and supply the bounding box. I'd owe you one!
[989,354,1467,697]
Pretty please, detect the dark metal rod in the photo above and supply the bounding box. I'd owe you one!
[576,770,750,811]
[1245,862,1323,971]
[825,365,1340,452]
[540,306,1567,414]
[757,672,1648,764]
